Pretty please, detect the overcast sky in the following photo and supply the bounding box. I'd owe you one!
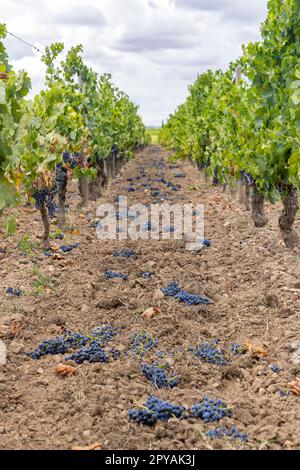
[1,0,268,126]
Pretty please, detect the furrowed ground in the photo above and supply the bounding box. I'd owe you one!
[0,145,299,450]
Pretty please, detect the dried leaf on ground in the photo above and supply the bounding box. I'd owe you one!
[55,364,76,377]
[289,379,300,396]
[246,340,268,358]
[11,321,21,337]
[50,244,60,252]
[141,307,161,319]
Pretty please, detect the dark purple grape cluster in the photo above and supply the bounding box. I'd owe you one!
[109,348,122,360]
[190,397,232,423]
[91,325,119,346]
[62,152,82,170]
[156,177,167,184]
[33,188,49,209]
[72,152,83,169]
[111,144,119,157]
[128,396,187,426]
[113,249,136,258]
[161,282,181,297]
[174,173,186,178]
[60,243,80,253]
[240,170,254,185]
[26,332,90,360]
[203,239,212,247]
[63,152,72,165]
[161,282,213,306]
[166,182,181,191]
[126,187,136,192]
[190,340,228,366]
[270,365,282,373]
[141,362,179,389]
[55,164,68,191]
[33,188,57,217]
[65,340,109,364]
[105,271,129,281]
[46,197,58,218]
[230,343,247,355]
[6,287,22,297]
[207,426,248,442]
[131,332,158,358]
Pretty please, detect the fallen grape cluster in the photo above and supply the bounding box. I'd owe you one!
[60,243,80,253]
[161,282,212,306]
[6,287,22,297]
[190,397,232,423]
[91,325,120,346]
[141,362,179,389]
[128,395,233,426]
[131,332,158,358]
[190,340,228,366]
[26,325,119,363]
[65,340,109,364]
[65,325,120,364]
[207,426,248,442]
[270,365,282,373]
[113,249,136,258]
[128,396,186,426]
[105,270,129,281]
[26,332,90,359]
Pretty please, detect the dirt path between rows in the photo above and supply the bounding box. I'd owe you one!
[0,145,299,450]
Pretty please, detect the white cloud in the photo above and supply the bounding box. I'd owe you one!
[0,0,269,125]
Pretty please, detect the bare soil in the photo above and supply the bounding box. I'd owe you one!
[0,145,299,450]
